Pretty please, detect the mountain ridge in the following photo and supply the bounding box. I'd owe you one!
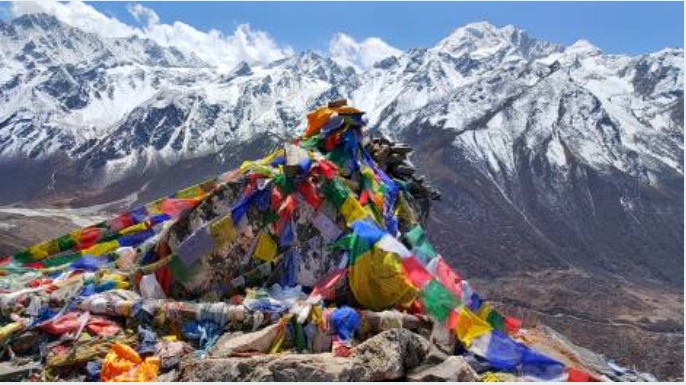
[0,13,682,283]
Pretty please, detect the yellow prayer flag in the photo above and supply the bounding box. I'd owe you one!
[348,246,416,311]
[254,232,277,263]
[175,185,204,199]
[145,199,165,215]
[28,239,60,260]
[340,196,369,226]
[476,302,493,320]
[455,306,492,348]
[210,215,237,247]
[119,222,148,235]
[81,240,120,256]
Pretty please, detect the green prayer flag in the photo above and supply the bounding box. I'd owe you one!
[487,310,506,331]
[348,234,371,266]
[13,250,33,264]
[273,173,296,194]
[405,225,438,259]
[419,280,460,322]
[322,178,349,209]
[41,253,81,268]
[291,318,307,353]
[56,235,77,252]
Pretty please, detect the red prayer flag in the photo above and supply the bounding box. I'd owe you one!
[436,257,463,298]
[402,256,433,289]
[567,368,601,382]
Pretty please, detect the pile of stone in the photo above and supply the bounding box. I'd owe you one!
[364,136,441,222]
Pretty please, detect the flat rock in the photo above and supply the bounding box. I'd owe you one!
[211,323,280,357]
[407,356,479,382]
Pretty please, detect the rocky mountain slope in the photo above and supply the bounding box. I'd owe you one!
[0,13,683,379]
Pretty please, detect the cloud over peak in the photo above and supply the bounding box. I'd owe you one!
[329,33,402,72]
[8,1,405,73]
[11,0,137,37]
[126,3,292,70]
[11,1,292,71]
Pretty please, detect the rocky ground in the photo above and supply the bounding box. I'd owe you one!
[0,208,682,381]
[175,327,648,382]
[473,271,684,381]
[0,212,91,256]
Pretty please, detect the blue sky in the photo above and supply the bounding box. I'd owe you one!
[0,1,682,63]
[88,1,683,55]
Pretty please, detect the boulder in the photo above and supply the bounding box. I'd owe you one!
[352,328,432,381]
[407,356,480,382]
[211,323,281,357]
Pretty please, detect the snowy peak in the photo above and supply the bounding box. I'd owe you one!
[0,12,206,69]
[0,12,681,193]
[631,47,684,97]
[329,33,402,72]
[565,39,602,56]
[268,50,355,84]
[9,13,64,31]
[434,22,562,62]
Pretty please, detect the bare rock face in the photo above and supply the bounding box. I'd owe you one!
[407,356,480,382]
[179,328,431,382]
[353,328,432,381]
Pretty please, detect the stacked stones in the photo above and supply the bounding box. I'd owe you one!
[364,135,441,223]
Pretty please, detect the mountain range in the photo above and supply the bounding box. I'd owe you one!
[0,13,683,379]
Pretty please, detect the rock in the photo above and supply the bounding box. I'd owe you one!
[429,322,456,354]
[407,356,480,382]
[180,329,432,382]
[161,355,181,372]
[211,323,281,357]
[9,331,40,355]
[0,360,41,382]
[422,346,450,367]
[179,354,355,381]
[353,328,431,381]
[389,143,413,155]
[156,369,178,382]
[327,99,348,108]
[386,152,407,164]
[155,340,193,371]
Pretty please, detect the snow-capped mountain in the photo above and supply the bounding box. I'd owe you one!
[0,13,683,288]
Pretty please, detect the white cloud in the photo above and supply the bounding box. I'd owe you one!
[330,33,402,72]
[126,3,292,71]
[9,1,402,73]
[128,3,159,26]
[11,0,137,37]
[10,1,292,71]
